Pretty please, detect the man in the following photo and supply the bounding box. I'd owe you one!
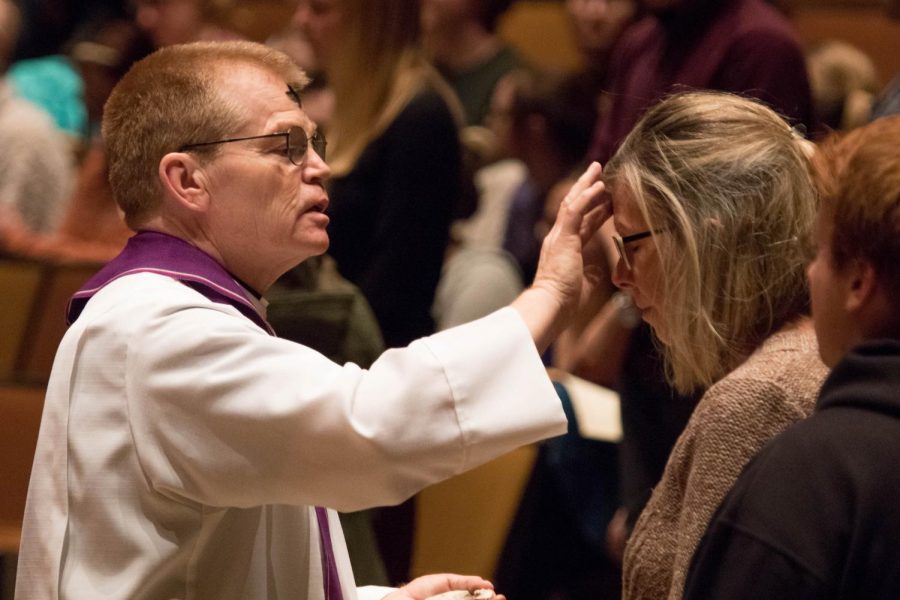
[683,116,900,598]
[133,0,241,48]
[589,0,814,162]
[421,0,521,126]
[15,41,609,599]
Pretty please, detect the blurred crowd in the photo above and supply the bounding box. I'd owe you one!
[1,0,898,599]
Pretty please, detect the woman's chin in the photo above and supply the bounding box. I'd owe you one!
[643,312,669,344]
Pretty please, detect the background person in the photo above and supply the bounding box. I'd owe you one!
[572,0,817,562]
[0,0,73,235]
[293,1,470,578]
[293,0,464,351]
[421,0,521,127]
[133,0,241,48]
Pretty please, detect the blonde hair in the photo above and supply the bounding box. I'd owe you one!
[324,0,460,176]
[604,91,817,393]
[102,41,308,228]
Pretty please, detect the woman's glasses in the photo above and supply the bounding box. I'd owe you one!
[612,230,654,270]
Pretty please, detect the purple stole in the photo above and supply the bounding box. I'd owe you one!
[67,230,344,600]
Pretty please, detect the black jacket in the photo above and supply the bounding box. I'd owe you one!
[684,339,900,600]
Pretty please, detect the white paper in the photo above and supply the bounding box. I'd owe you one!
[549,370,623,442]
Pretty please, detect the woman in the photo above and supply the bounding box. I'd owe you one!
[294,0,464,350]
[293,0,465,584]
[601,91,829,599]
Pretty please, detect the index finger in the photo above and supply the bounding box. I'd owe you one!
[563,161,603,203]
[562,162,605,215]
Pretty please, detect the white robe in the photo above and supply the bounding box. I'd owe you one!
[16,272,567,599]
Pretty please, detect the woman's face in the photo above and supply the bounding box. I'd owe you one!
[610,185,668,341]
[292,0,344,69]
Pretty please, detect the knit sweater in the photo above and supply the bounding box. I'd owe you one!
[622,324,828,600]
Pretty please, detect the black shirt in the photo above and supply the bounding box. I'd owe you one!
[684,340,900,600]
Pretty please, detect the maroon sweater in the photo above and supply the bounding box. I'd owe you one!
[590,0,814,162]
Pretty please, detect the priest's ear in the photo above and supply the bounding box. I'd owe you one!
[158,152,213,213]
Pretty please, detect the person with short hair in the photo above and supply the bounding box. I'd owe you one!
[603,91,828,600]
[133,0,240,48]
[14,40,611,600]
[589,0,815,163]
[683,115,900,600]
[0,0,74,235]
[421,0,522,127]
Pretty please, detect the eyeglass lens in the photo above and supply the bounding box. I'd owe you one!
[613,235,630,270]
[288,126,327,164]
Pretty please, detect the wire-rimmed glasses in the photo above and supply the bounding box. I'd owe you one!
[179,125,326,165]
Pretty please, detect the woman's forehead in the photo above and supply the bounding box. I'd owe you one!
[611,185,644,225]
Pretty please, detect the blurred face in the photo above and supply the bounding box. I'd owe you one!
[199,65,332,289]
[565,0,636,57]
[807,208,855,367]
[292,0,344,69]
[610,185,668,340]
[134,0,204,48]
[421,0,470,35]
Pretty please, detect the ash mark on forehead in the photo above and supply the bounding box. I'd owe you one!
[286,84,303,108]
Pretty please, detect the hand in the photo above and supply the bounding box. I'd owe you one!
[535,162,610,309]
[382,574,504,600]
[606,506,630,566]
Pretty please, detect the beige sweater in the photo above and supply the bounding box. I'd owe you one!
[622,324,828,600]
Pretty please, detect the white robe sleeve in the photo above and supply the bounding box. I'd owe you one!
[120,278,566,511]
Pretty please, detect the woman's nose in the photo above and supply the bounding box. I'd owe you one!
[611,257,632,289]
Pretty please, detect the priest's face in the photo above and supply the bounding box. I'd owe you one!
[199,65,331,290]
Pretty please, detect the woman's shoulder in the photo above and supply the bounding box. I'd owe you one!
[695,325,827,429]
[735,325,828,393]
[378,85,460,150]
[394,86,457,126]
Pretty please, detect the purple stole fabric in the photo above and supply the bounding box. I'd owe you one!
[315,507,345,600]
[67,230,344,600]
[67,230,274,333]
